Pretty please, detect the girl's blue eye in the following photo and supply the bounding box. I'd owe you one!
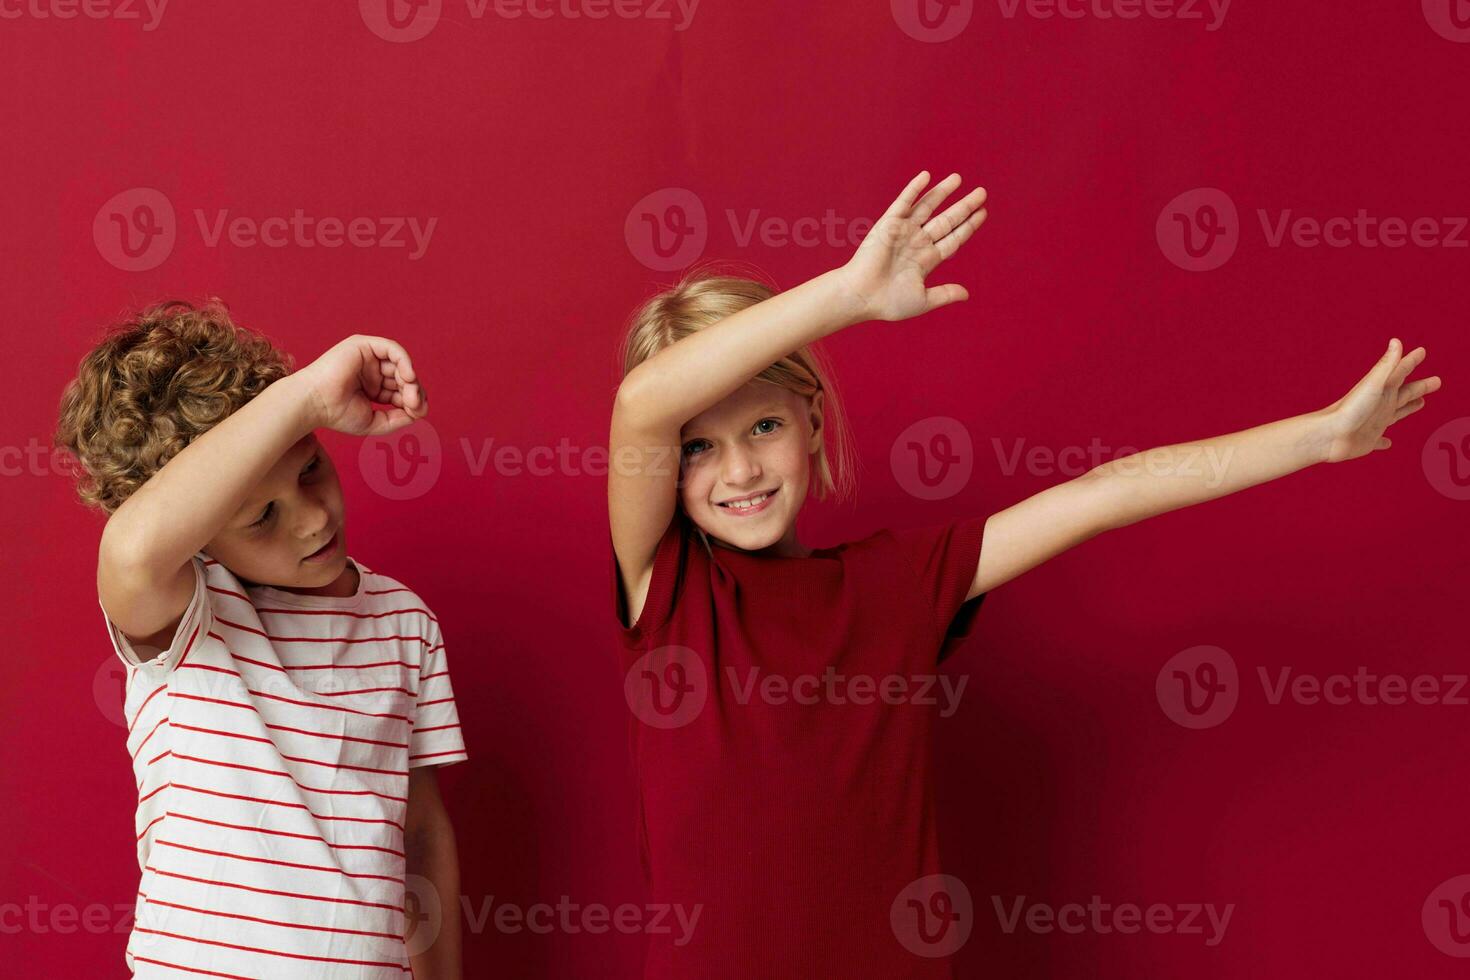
[753,418,781,435]
[682,440,710,458]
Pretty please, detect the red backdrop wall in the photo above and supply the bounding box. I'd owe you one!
[3,1,1467,975]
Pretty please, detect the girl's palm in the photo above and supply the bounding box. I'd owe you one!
[842,172,989,322]
[1325,339,1441,462]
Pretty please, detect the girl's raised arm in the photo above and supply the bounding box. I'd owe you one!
[967,340,1442,599]
[609,172,990,622]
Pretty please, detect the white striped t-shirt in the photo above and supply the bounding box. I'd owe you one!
[100,553,468,979]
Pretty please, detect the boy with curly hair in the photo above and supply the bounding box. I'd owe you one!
[54,301,465,979]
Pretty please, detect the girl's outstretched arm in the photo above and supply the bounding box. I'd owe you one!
[610,172,989,621]
[968,339,1442,599]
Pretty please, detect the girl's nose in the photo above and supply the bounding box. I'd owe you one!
[721,446,762,486]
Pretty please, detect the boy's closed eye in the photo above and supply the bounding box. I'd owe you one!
[249,453,323,528]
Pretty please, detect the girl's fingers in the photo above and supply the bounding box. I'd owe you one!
[1369,338,1402,388]
[1394,398,1426,422]
[924,283,970,311]
[1398,375,1441,405]
[923,186,988,241]
[934,207,988,260]
[1389,346,1427,387]
[911,173,963,226]
[1375,436,1393,451]
[887,172,933,219]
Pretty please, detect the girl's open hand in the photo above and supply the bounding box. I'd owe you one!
[1322,339,1441,462]
[839,171,988,323]
[294,334,428,437]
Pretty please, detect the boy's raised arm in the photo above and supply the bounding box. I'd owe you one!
[968,340,1442,599]
[97,335,425,645]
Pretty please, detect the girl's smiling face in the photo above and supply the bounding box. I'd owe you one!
[678,383,825,555]
[203,432,355,595]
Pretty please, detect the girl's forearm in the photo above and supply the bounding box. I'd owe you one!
[99,374,319,578]
[1089,407,1335,531]
[615,268,865,432]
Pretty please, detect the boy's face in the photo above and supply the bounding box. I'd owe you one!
[204,433,352,594]
[678,383,823,555]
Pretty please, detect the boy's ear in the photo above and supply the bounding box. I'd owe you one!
[807,390,826,454]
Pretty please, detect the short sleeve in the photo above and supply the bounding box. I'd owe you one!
[613,516,690,645]
[888,517,989,663]
[409,617,468,768]
[98,554,214,673]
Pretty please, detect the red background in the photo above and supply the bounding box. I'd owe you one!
[4,1,1467,975]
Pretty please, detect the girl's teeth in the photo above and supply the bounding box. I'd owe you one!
[727,493,770,510]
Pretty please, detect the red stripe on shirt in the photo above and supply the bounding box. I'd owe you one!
[131,927,408,970]
[143,865,403,912]
[168,753,408,802]
[141,897,402,939]
[169,784,404,829]
[166,812,407,857]
[154,840,403,883]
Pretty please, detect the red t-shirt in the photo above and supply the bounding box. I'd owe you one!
[615,514,988,978]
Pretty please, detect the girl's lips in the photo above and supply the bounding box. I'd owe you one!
[304,529,340,562]
[716,488,778,518]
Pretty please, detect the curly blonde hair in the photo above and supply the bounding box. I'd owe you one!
[621,267,857,501]
[54,299,294,514]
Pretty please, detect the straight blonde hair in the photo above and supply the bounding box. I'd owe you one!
[621,267,857,502]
